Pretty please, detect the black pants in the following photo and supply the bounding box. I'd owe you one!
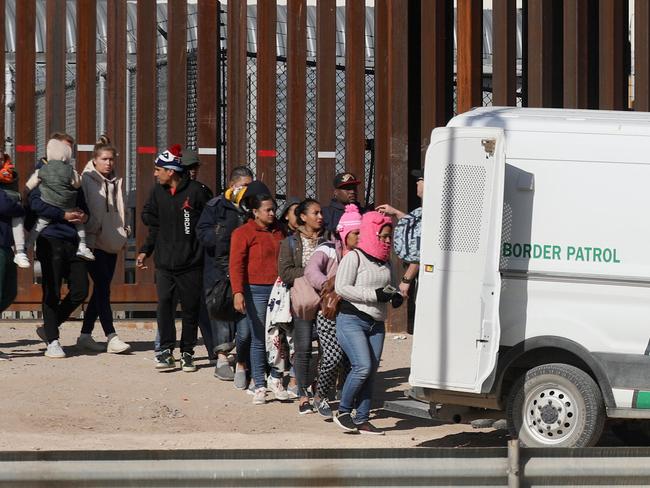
[156,267,201,354]
[36,236,89,343]
[293,317,316,396]
[81,249,117,336]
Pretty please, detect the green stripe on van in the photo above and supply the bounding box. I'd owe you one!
[635,392,650,409]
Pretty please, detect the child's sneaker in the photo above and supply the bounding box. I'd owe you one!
[268,377,290,401]
[13,253,30,268]
[76,245,96,261]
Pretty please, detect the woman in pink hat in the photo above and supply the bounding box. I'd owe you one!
[304,204,362,418]
[332,211,404,435]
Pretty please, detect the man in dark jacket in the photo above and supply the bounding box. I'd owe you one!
[136,145,210,372]
[322,172,363,233]
[196,166,254,382]
[30,186,90,359]
[0,188,24,313]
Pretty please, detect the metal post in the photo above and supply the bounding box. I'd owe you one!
[507,438,521,488]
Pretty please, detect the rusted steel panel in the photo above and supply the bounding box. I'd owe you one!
[256,0,277,194]
[287,0,306,198]
[76,0,97,172]
[420,0,453,159]
[135,0,157,284]
[374,0,389,207]
[635,0,650,111]
[226,0,247,179]
[106,1,126,181]
[526,0,563,108]
[106,0,127,286]
[167,0,187,148]
[375,0,409,332]
[197,0,218,193]
[599,0,629,110]
[316,0,336,203]
[345,0,365,202]
[563,0,599,109]
[0,0,5,146]
[15,0,40,302]
[456,0,482,114]
[492,0,516,106]
[46,0,67,138]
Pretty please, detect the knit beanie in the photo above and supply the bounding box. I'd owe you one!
[336,204,362,249]
[155,144,184,172]
[46,139,72,162]
[357,211,393,262]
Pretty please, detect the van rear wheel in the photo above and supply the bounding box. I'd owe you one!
[506,363,605,447]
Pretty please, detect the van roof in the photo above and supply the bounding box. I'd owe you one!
[448,107,650,135]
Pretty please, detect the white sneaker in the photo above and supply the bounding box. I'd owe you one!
[76,245,96,261]
[76,334,105,352]
[45,340,66,358]
[268,377,290,401]
[106,334,131,354]
[252,387,266,405]
[13,253,30,268]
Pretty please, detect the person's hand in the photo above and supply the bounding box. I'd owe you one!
[64,210,84,223]
[399,281,411,298]
[376,203,405,219]
[233,293,246,314]
[136,252,148,270]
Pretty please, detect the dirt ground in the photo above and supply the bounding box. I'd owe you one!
[0,320,515,451]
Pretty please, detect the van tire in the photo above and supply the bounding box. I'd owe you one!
[506,363,605,447]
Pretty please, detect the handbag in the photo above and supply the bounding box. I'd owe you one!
[320,279,341,320]
[290,276,321,321]
[206,277,241,321]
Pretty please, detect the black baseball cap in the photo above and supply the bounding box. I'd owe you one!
[333,172,361,189]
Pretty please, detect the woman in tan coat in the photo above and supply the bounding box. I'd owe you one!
[77,137,130,353]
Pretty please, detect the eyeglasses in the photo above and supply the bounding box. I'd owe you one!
[377,233,392,242]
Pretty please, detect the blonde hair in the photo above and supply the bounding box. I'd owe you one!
[93,134,117,158]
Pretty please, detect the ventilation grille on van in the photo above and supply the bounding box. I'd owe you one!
[439,163,486,253]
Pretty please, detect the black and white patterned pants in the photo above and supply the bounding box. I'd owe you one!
[316,312,346,398]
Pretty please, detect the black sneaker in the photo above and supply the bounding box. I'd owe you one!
[298,401,314,415]
[313,396,333,419]
[333,412,359,432]
[155,349,175,370]
[180,352,197,372]
[356,421,385,435]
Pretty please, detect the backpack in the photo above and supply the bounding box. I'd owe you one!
[393,207,422,263]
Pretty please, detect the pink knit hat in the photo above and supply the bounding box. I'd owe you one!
[358,211,393,261]
[336,204,362,248]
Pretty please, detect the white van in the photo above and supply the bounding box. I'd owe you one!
[410,106,650,447]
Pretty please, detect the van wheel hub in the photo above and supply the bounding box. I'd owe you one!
[524,386,577,444]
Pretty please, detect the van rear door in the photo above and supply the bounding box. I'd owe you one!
[410,127,505,394]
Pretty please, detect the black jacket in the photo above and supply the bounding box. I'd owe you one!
[0,189,25,248]
[322,199,368,234]
[139,176,211,272]
[196,194,247,291]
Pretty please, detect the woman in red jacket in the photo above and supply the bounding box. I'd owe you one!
[229,192,287,405]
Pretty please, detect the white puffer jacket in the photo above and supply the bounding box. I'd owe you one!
[81,160,129,254]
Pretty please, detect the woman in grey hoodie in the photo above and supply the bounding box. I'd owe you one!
[77,136,131,354]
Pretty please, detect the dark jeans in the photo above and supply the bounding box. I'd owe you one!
[81,249,117,336]
[0,247,17,312]
[210,317,236,355]
[293,317,316,396]
[36,236,89,343]
[156,267,201,354]
[335,312,385,424]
